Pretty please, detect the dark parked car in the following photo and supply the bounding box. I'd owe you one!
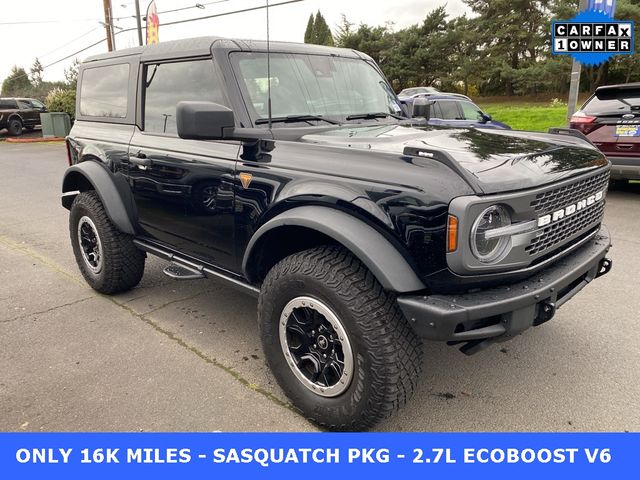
[62,36,611,431]
[570,83,640,183]
[422,94,510,130]
[0,97,47,135]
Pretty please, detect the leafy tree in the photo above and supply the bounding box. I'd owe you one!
[64,58,81,89]
[1,66,32,96]
[464,0,555,95]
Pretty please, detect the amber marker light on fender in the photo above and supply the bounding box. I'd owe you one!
[447,215,459,253]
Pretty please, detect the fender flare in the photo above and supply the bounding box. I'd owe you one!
[61,161,137,235]
[243,206,427,293]
[7,113,23,124]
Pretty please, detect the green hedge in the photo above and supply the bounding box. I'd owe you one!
[45,88,76,121]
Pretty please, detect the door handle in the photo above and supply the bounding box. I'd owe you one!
[130,152,152,168]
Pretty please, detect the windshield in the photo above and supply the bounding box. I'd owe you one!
[231,52,403,126]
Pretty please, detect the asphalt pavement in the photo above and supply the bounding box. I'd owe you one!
[1,142,639,432]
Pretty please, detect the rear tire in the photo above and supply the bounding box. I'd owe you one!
[7,118,22,136]
[258,246,423,431]
[70,191,145,294]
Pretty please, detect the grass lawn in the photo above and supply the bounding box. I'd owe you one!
[479,102,569,132]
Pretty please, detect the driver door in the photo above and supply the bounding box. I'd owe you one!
[126,58,241,271]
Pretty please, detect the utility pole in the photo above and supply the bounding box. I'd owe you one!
[102,0,115,51]
[134,0,143,46]
[567,0,589,123]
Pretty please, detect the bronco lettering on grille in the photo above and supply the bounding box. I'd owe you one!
[537,190,604,228]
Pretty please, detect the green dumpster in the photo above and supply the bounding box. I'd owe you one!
[40,112,71,138]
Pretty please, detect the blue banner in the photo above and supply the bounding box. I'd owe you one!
[588,0,617,17]
[0,433,637,479]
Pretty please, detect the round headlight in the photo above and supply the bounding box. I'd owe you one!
[470,205,511,263]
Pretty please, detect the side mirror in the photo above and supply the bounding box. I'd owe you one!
[177,101,234,140]
[480,112,492,123]
[412,98,433,120]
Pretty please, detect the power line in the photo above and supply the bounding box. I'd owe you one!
[113,0,235,21]
[6,0,304,83]
[39,27,103,60]
[0,18,100,25]
[6,38,107,84]
[157,0,234,15]
[116,0,303,31]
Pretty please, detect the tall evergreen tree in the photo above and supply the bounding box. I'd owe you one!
[304,14,315,44]
[29,58,44,87]
[303,11,334,46]
[314,11,335,46]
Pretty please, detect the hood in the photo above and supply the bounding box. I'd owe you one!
[299,124,608,194]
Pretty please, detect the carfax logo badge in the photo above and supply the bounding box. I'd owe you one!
[552,8,634,66]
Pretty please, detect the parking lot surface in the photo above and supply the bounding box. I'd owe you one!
[1,142,639,432]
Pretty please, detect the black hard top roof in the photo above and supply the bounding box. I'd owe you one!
[83,36,369,63]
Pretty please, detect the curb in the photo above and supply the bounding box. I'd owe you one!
[5,137,65,143]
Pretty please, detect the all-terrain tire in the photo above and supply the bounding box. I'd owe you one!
[7,118,22,136]
[258,245,423,431]
[70,191,145,294]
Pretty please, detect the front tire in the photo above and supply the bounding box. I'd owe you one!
[70,191,145,294]
[258,246,423,431]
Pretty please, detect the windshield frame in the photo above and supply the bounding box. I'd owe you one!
[228,50,406,128]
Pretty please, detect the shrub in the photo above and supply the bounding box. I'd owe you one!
[45,88,76,121]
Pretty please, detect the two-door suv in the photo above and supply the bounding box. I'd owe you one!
[62,37,612,430]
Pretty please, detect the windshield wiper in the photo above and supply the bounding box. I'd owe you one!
[345,112,406,121]
[254,115,340,125]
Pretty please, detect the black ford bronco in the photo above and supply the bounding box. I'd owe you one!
[62,37,612,431]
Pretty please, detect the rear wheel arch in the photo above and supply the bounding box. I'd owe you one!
[243,206,427,293]
[62,160,137,235]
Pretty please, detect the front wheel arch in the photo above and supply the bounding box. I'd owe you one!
[243,206,427,293]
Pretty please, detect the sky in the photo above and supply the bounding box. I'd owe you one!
[0,0,469,83]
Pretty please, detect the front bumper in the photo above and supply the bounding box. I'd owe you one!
[397,225,612,354]
[607,156,640,180]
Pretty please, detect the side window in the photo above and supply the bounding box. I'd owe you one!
[460,101,483,121]
[143,59,225,135]
[30,99,45,109]
[17,100,31,110]
[0,99,18,109]
[79,64,129,118]
[438,100,461,120]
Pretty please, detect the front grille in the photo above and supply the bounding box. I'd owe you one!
[530,170,610,214]
[526,202,604,255]
[526,171,609,256]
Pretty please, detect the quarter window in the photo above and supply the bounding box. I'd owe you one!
[80,64,129,118]
[143,60,225,135]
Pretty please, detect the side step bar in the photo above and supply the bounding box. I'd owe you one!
[133,239,260,297]
[163,262,206,280]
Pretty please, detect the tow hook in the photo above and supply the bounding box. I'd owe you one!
[597,257,613,278]
[535,301,556,326]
